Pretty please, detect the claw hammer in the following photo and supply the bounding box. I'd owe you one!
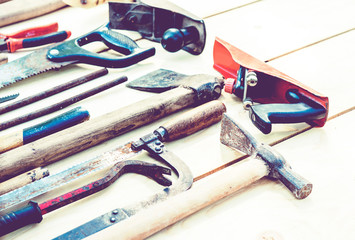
[87,114,312,239]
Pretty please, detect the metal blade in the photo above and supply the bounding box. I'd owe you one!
[126,69,188,93]
[0,93,19,104]
[220,113,258,156]
[54,149,193,240]
[0,143,139,211]
[0,43,74,89]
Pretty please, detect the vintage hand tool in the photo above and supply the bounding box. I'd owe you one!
[0,23,155,89]
[0,68,107,115]
[0,100,225,212]
[0,75,126,131]
[0,22,71,53]
[109,0,206,55]
[0,106,89,153]
[88,113,312,240]
[0,167,49,195]
[0,160,172,236]
[0,70,222,182]
[213,37,329,134]
[0,0,66,27]
[0,93,19,104]
[54,100,226,240]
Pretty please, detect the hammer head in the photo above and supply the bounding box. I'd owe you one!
[220,114,312,199]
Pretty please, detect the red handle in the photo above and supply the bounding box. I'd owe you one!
[5,22,59,39]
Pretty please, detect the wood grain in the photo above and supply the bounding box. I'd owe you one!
[0,167,49,195]
[0,87,196,182]
[0,0,66,27]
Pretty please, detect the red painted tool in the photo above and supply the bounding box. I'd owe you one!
[213,37,329,134]
[0,22,71,53]
[0,160,171,236]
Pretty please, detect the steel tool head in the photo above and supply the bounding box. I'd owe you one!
[126,69,224,101]
[220,114,312,199]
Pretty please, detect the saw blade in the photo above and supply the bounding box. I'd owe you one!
[0,143,139,211]
[0,43,74,89]
[0,93,19,104]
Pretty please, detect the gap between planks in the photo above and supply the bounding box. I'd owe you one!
[194,105,355,182]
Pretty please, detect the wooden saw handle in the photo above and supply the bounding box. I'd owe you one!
[161,100,226,141]
[86,158,269,240]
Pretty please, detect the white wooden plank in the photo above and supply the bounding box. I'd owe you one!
[148,108,355,240]
[204,0,355,60]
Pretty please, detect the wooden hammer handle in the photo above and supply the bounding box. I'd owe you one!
[161,100,226,141]
[86,158,269,240]
[0,87,197,182]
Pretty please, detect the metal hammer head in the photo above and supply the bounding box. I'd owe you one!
[220,114,312,199]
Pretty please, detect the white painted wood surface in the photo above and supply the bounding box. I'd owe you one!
[0,0,354,239]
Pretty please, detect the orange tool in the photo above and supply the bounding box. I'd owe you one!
[0,22,71,53]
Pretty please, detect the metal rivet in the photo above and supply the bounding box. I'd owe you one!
[110,217,116,223]
[112,210,118,215]
[49,49,59,56]
[155,141,161,145]
[155,146,161,152]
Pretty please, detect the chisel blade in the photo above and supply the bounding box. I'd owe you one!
[0,142,139,211]
[0,43,73,89]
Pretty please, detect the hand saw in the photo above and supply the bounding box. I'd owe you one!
[0,100,226,211]
[0,23,155,89]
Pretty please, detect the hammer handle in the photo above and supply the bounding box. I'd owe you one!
[86,158,269,240]
[161,100,226,141]
[0,87,197,182]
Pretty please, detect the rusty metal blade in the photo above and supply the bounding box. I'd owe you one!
[0,43,73,89]
[220,113,258,156]
[126,69,188,93]
[0,143,139,211]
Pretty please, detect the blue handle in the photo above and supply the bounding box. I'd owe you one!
[47,24,156,68]
[23,106,89,144]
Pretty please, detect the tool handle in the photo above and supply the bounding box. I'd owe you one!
[8,30,71,52]
[160,100,226,141]
[0,201,43,236]
[0,107,90,153]
[277,166,312,199]
[5,22,58,39]
[161,26,199,53]
[0,167,49,195]
[47,24,155,68]
[83,158,269,240]
[63,0,107,8]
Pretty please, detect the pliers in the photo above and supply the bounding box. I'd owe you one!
[0,22,71,53]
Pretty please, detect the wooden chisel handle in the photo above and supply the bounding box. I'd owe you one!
[86,158,269,240]
[160,100,226,141]
[0,107,89,154]
[0,167,49,195]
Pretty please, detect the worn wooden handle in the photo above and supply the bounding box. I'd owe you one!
[161,100,226,141]
[0,167,49,195]
[86,158,269,240]
[0,87,197,182]
[0,0,66,27]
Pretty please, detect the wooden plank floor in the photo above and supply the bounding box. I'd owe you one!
[0,0,354,239]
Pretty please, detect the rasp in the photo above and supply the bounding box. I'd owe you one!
[0,93,19,104]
